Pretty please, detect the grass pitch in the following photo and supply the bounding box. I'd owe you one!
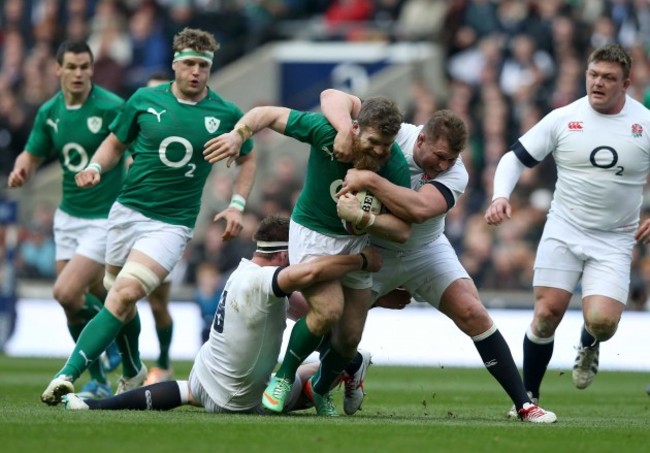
[1,355,649,452]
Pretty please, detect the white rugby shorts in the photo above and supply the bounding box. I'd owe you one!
[105,202,193,272]
[53,208,108,263]
[289,219,371,289]
[371,234,469,308]
[533,213,634,304]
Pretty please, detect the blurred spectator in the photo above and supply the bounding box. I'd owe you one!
[4,0,650,298]
[126,3,168,91]
[395,0,448,41]
[16,203,56,279]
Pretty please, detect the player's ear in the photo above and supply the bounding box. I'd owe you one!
[352,120,360,135]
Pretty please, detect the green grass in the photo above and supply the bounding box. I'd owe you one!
[2,356,649,453]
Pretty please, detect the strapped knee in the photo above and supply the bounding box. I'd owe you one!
[103,272,117,291]
[119,262,161,296]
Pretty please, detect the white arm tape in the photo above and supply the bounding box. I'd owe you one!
[492,151,526,201]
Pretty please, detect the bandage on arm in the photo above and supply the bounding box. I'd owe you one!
[492,151,526,201]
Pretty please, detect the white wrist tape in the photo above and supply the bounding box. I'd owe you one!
[229,194,246,212]
[86,162,102,174]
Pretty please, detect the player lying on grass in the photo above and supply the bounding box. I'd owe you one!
[62,215,378,414]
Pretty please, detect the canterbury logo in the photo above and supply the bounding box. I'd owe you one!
[567,121,583,131]
[147,107,166,122]
[484,359,498,368]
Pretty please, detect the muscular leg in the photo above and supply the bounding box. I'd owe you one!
[581,295,624,343]
[54,256,107,383]
[312,287,370,395]
[275,280,343,381]
[54,251,166,381]
[523,286,572,398]
[439,279,531,409]
[53,256,104,323]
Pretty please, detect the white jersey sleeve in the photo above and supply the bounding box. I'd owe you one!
[514,96,650,231]
[193,259,288,411]
[371,123,468,251]
[492,151,527,200]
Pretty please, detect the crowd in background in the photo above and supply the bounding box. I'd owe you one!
[3,0,650,310]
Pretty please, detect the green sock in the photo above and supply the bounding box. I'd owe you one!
[67,322,107,384]
[313,345,350,395]
[115,311,143,378]
[276,317,324,381]
[77,293,104,322]
[156,323,173,369]
[57,308,123,381]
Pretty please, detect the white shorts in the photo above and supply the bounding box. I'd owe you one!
[289,219,371,289]
[105,202,193,272]
[371,234,470,308]
[533,213,634,304]
[53,208,108,263]
[188,367,304,414]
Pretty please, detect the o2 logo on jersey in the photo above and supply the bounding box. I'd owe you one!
[158,136,196,178]
[63,143,89,172]
[590,146,623,176]
[329,179,344,203]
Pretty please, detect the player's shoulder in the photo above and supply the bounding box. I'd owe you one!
[548,97,587,120]
[623,95,650,121]
[37,90,64,113]
[205,88,244,114]
[397,122,422,136]
[89,85,125,108]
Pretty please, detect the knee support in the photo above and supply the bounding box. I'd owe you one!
[103,272,117,291]
[119,261,162,296]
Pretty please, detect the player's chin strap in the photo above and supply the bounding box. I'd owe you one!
[256,240,289,254]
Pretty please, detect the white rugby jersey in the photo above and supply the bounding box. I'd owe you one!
[193,258,288,411]
[372,123,468,251]
[513,95,650,232]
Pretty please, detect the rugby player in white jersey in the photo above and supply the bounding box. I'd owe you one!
[61,215,383,414]
[485,43,650,404]
[321,89,557,423]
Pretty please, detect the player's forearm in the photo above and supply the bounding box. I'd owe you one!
[232,153,256,202]
[320,89,360,133]
[234,106,290,139]
[492,151,526,201]
[14,151,42,181]
[363,173,425,223]
[89,133,128,173]
[367,213,411,243]
[281,254,367,292]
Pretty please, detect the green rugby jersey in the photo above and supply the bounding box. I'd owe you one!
[25,85,125,218]
[112,82,253,228]
[286,110,410,235]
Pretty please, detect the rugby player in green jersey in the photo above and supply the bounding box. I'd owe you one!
[203,98,411,415]
[8,40,124,399]
[125,73,176,387]
[41,28,256,405]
